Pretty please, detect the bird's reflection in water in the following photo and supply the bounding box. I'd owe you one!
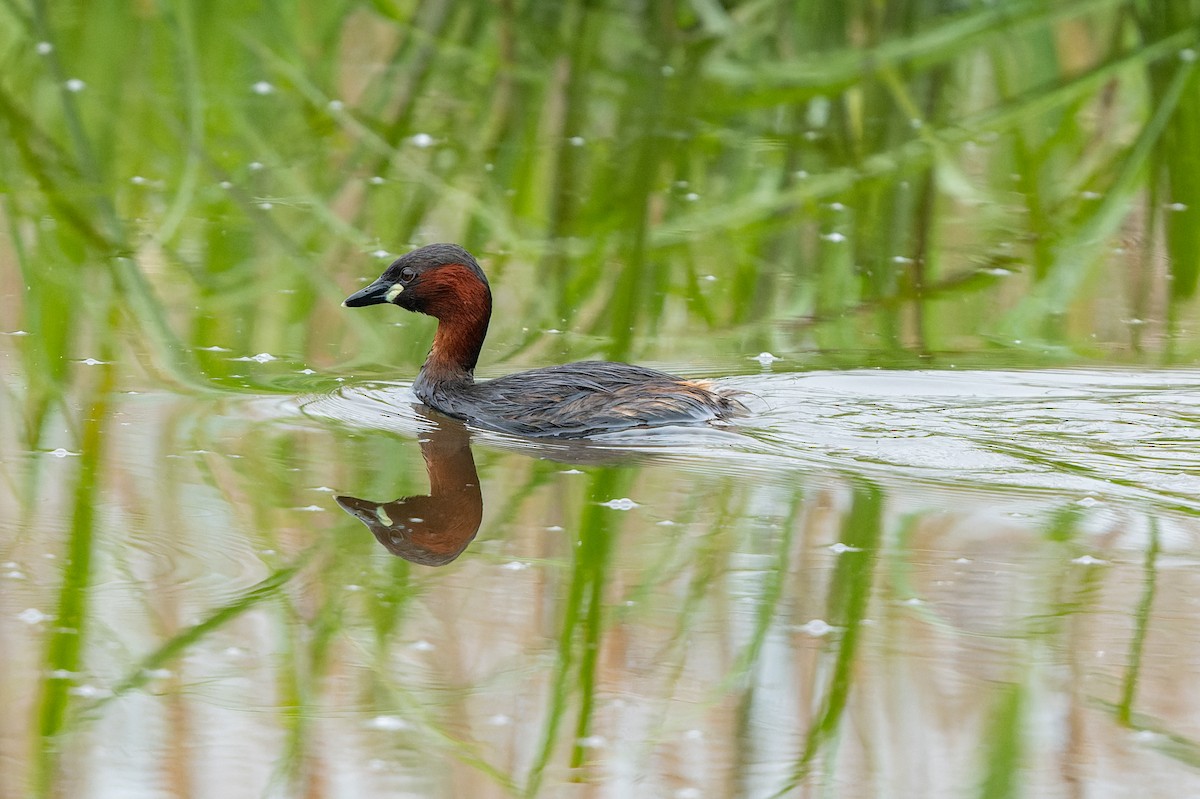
[336,404,664,565]
[336,415,482,567]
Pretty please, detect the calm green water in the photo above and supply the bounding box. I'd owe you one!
[4,2,1200,797]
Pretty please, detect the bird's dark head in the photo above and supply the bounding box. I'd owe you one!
[342,243,491,321]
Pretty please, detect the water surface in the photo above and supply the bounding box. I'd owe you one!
[4,2,1200,797]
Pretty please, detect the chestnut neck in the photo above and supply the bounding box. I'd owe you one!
[417,268,492,386]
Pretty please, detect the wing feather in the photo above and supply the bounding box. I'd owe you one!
[430,361,746,437]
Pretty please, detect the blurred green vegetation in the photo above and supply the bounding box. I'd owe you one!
[2,0,1199,417]
[5,4,1200,794]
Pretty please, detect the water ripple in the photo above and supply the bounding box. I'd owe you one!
[304,369,1200,514]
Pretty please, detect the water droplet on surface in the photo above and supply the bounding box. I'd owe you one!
[409,133,434,148]
[1071,555,1106,566]
[18,608,50,624]
[568,136,585,146]
[367,715,411,731]
[69,684,110,698]
[822,232,847,242]
[600,498,638,510]
[753,352,778,366]
[798,619,833,636]
[35,41,53,55]
[251,81,274,95]
[327,99,344,111]
[64,78,85,92]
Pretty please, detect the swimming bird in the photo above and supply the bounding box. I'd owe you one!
[343,243,746,438]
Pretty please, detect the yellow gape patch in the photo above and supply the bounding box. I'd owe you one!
[385,284,404,302]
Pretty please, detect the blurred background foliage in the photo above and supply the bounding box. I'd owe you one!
[5,3,1200,795]
[1,0,1200,416]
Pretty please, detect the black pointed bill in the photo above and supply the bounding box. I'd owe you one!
[342,277,400,307]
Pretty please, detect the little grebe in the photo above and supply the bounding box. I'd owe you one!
[343,243,747,438]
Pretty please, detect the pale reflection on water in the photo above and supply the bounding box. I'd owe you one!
[3,370,1200,797]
